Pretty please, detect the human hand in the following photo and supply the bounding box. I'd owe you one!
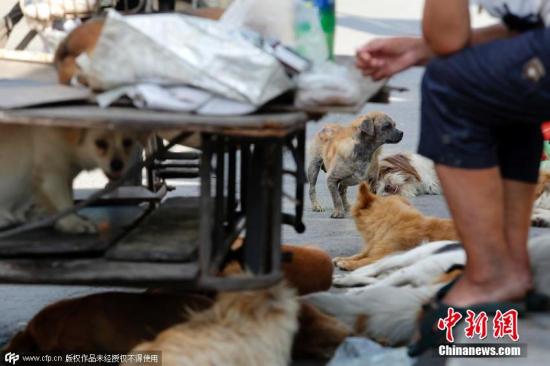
[356,37,434,80]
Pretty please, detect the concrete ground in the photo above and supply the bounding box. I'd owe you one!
[1,1,550,364]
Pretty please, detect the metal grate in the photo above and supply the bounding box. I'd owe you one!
[19,0,149,25]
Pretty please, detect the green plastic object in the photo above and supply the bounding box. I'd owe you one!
[315,0,336,60]
[544,141,550,160]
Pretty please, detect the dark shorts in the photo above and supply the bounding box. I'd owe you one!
[419,27,550,183]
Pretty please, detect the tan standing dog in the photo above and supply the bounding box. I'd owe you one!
[308,112,403,218]
[333,182,458,271]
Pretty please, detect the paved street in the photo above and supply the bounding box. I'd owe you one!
[1,1,549,364]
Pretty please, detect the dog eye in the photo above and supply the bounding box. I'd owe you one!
[385,185,398,193]
[95,139,108,150]
[382,123,392,130]
[122,139,133,148]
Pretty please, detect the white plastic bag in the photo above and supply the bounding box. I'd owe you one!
[295,62,364,107]
[221,0,296,46]
[78,11,293,107]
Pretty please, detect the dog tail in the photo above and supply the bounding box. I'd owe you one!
[353,182,375,214]
[53,18,104,85]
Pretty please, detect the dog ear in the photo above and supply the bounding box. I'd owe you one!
[137,132,152,147]
[318,125,337,142]
[356,182,375,208]
[63,128,87,146]
[358,118,375,137]
[397,196,413,207]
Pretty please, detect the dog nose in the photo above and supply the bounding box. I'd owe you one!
[110,159,124,172]
[394,130,404,142]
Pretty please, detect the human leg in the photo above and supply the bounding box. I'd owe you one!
[418,28,550,306]
[497,123,543,273]
[435,166,531,307]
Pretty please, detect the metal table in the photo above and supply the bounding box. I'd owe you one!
[0,59,384,290]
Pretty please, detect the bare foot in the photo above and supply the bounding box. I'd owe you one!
[442,264,532,307]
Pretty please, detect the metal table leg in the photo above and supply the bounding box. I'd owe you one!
[197,127,306,290]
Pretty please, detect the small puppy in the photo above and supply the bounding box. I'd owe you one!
[333,182,458,271]
[308,112,403,218]
[372,152,441,197]
[129,282,300,366]
[0,125,144,234]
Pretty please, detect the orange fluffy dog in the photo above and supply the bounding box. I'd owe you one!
[128,284,350,366]
[129,282,300,366]
[333,182,458,271]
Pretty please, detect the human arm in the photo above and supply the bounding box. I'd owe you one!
[356,21,516,80]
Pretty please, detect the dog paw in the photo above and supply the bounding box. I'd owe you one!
[330,210,346,219]
[532,216,550,227]
[312,203,325,212]
[334,259,359,271]
[55,214,98,234]
[333,274,376,287]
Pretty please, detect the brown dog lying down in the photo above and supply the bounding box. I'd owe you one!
[228,240,334,295]
[4,292,213,353]
[54,8,225,86]
[282,245,333,295]
[4,292,349,361]
[333,182,458,271]
[4,245,347,360]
